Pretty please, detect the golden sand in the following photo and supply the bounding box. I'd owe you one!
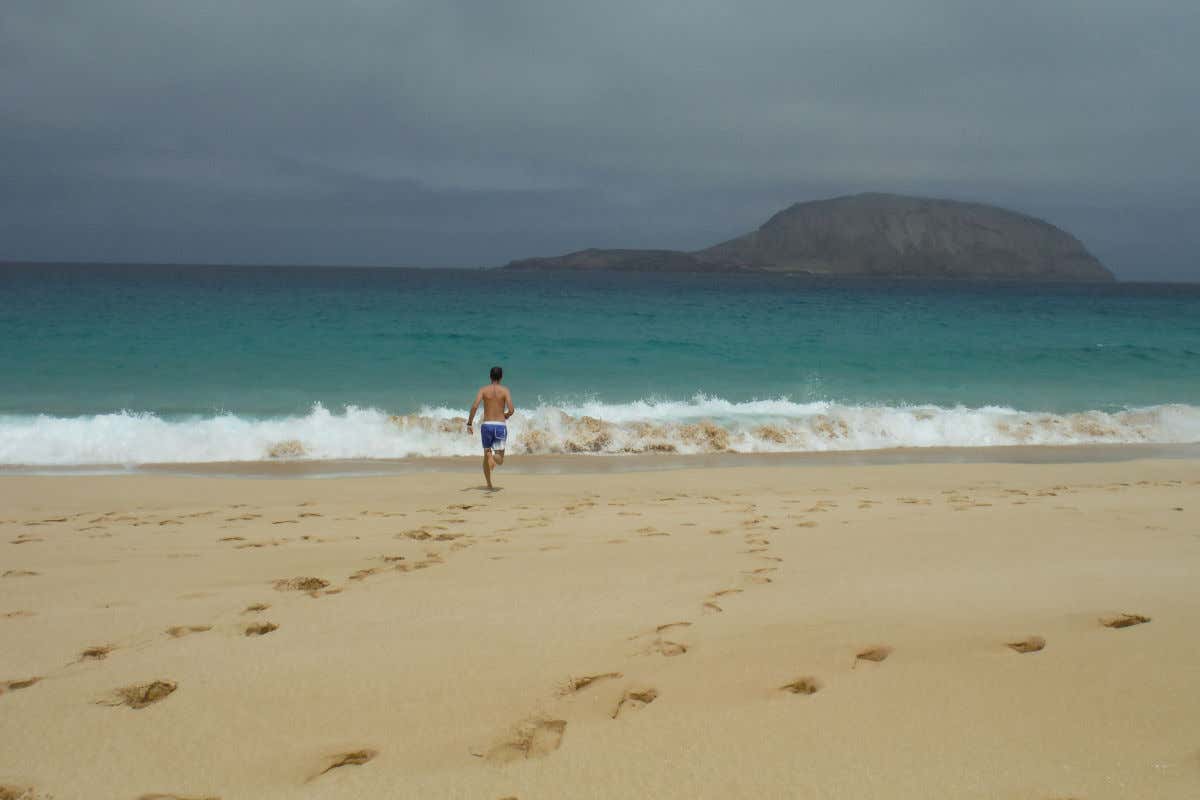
[1,459,1198,799]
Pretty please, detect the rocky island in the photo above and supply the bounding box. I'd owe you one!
[503,193,1114,281]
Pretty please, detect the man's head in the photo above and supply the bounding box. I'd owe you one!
[490,366,503,382]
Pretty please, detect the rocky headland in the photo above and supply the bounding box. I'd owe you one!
[503,193,1113,281]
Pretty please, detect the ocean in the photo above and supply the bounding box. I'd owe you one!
[2,262,1199,466]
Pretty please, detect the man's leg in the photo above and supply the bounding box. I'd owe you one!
[482,449,494,489]
[493,451,505,467]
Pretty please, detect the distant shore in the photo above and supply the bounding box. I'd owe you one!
[9,259,1200,285]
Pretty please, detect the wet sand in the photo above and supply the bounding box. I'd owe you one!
[1,458,1198,799]
[4,441,1198,478]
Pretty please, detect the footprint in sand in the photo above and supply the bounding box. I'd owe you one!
[307,749,378,782]
[100,680,177,709]
[485,719,567,763]
[274,576,329,592]
[235,540,282,549]
[612,688,658,718]
[647,639,688,657]
[702,601,723,614]
[1,677,41,696]
[242,603,270,614]
[398,528,434,541]
[395,555,443,573]
[562,672,623,694]
[166,625,212,638]
[656,621,692,634]
[854,645,893,666]
[244,622,279,636]
[1,786,48,800]
[779,677,822,695]
[3,570,39,578]
[1006,636,1046,654]
[137,794,220,800]
[2,610,36,619]
[1100,613,1151,629]
[80,644,114,661]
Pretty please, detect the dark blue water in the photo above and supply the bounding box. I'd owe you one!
[4,263,1199,415]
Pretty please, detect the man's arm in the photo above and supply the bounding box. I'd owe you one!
[467,389,483,430]
[504,388,515,420]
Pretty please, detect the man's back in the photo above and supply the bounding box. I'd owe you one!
[478,383,511,423]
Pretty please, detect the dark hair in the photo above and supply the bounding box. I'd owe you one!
[490,365,503,381]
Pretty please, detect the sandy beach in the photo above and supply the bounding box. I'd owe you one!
[1,457,1198,799]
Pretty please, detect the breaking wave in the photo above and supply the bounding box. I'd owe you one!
[2,396,1199,466]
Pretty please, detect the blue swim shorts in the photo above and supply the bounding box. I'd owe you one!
[480,422,507,452]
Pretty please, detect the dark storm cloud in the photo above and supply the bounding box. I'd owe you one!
[2,1,1198,277]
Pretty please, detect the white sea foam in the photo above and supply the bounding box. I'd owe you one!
[1,397,1199,465]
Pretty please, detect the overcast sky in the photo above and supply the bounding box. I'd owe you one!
[3,1,1198,279]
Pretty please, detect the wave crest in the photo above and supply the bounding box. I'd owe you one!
[1,397,1198,465]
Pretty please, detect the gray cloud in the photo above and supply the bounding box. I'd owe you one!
[2,0,1198,277]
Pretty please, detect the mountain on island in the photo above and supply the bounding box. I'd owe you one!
[503,193,1114,281]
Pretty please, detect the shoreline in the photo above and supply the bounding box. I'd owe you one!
[3,440,1198,478]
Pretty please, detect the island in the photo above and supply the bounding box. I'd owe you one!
[502,192,1114,281]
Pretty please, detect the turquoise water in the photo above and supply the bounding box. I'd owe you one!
[2,263,1199,463]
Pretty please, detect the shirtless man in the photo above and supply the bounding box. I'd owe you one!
[466,366,515,490]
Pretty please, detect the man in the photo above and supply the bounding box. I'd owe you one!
[467,366,515,490]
